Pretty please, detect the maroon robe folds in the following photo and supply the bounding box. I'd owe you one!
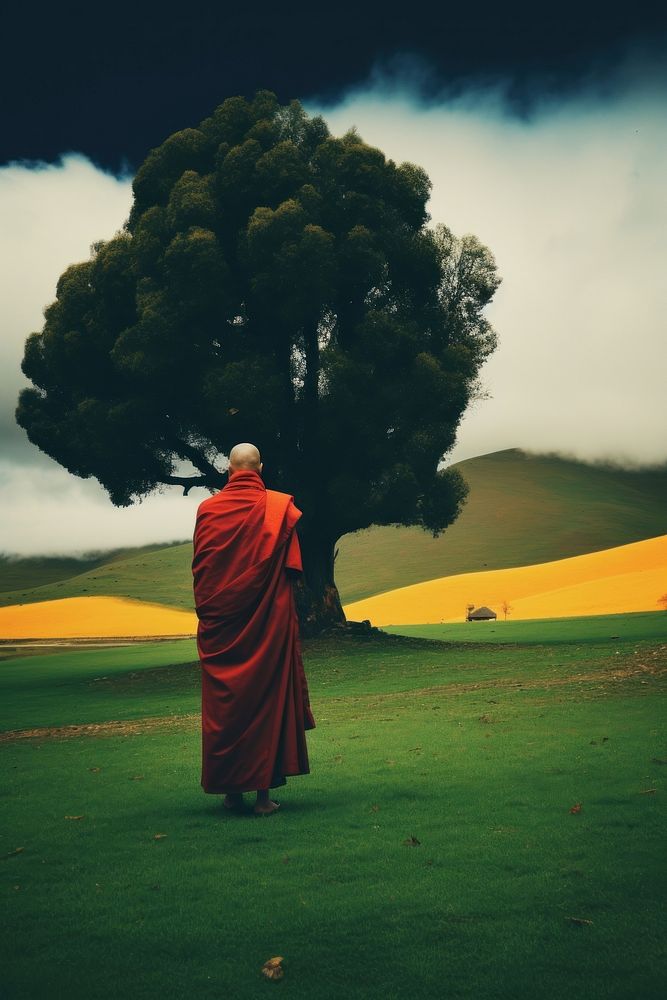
[192,469,315,794]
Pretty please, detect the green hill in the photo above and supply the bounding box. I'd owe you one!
[0,542,194,610]
[0,542,185,595]
[336,448,667,601]
[1,448,665,610]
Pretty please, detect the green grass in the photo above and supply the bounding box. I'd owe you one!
[0,640,199,730]
[384,610,667,645]
[0,542,194,610]
[0,541,186,596]
[2,627,666,998]
[2,619,663,732]
[2,448,666,609]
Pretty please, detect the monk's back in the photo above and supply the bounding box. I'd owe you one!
[192,471,270,606]
[191,456,315,807]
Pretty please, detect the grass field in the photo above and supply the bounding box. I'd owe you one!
[0,541,185,597]
[0,542,194,612]
[2,617,665,999]
[384,610,667,645]
[2,448,666,610]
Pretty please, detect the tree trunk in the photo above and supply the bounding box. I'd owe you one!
[293,527,346,636]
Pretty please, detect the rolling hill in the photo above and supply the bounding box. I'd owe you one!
[336,448,667,602]
[1,448,665,610]
[0,541,187,597]
[342,534,667,625]
[0,596,197,640]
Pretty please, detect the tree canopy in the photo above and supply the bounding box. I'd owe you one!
[17,91,500,629]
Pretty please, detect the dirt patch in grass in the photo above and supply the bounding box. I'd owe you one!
[325,652,666,706]
[2,646,664,743]
[0,712,200,743]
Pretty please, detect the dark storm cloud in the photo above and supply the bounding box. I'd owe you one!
[2,0,666,170]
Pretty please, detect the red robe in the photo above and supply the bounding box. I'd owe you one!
[192,469,315,794]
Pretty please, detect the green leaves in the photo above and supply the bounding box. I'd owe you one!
[244,202,336,328]
[166,171,216,232]
[418,467,470,537]
[130,127,209,223]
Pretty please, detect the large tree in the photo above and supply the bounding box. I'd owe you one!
[17,91,500,634]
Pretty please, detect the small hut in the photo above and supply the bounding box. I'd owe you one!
[467,606,497,622]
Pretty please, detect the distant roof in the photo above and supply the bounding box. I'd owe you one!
[469,606,497,618]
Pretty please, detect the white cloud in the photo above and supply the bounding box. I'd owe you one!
[0,153,133,462]
[0,461,198,556]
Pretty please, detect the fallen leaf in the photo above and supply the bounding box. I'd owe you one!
[567,916,594,926]
[569,803,582,814]
[403,835,421,847]
[131,775,144,781]
[261,956,284,980]
[88,767,101,773]
[153,833,168,840]
[638,788,656,795]
[370,804,379,813]
[64,815,84,820]
[408,746,422,752]
[5,847,24,858]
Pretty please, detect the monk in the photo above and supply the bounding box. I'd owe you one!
[192,442,316,816]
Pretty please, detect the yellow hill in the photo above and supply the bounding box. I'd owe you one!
[343,534,667,626]
[0,596,197,640]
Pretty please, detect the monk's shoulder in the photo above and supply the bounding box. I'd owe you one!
[265,487,299,506]
[265,487,293,502]
[266,488,302,519]
[196,490,225,515]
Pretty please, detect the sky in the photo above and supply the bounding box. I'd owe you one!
[1,4,666,555]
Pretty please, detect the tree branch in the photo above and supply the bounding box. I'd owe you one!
[162,475,215,496]
[160,415,225,483]
[172,439,224,482]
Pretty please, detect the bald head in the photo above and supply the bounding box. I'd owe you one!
[228,442,262,474]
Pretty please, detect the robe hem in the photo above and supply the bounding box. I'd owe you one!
[201,768,310,795]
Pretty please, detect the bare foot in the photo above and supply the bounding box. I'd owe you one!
[253,799,281,815]
[223,793,244,811]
